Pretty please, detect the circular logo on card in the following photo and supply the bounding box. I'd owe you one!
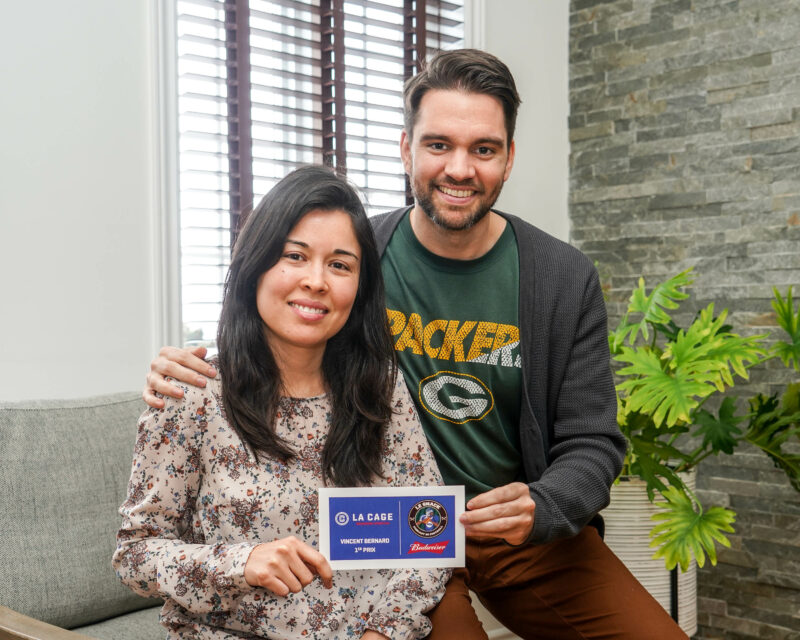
[408,500,448,538]
[334,512,349,526]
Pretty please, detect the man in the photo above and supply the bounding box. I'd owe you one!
[145,49,686,639]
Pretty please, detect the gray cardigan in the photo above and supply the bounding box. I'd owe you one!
[371,208,626,545]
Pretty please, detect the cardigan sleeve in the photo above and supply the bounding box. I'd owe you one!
[362,372,452,639]
[526,263,626,544]
[112,386,256,613]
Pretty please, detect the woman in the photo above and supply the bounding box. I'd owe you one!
[113,166,449,639]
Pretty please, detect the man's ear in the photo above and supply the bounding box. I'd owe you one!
[400,130,412,175]
[503,139,515,183]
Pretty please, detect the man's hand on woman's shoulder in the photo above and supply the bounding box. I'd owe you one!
[143,345,218,408]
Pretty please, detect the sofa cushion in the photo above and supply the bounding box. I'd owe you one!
[0,393,161,629]
[73,605,163,640]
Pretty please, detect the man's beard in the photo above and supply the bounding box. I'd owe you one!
[412,178,501,232]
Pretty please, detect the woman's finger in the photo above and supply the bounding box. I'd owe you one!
[296,544,333,588]
[259,575,292,597]
[286,553,316,588]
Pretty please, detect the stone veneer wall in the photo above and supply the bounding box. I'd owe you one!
[568,1,800,638]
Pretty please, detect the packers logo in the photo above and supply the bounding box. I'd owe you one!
[408,500,448,538]
[418,371,494,424]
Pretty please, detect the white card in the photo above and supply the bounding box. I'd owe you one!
[318,485,465,569]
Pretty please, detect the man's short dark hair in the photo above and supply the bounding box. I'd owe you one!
[403,48,522,146]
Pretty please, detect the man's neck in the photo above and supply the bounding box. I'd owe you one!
[409,206,507,261]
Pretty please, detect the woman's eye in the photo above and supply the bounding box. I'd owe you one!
[331,261,351,271]
[284,252,303,261]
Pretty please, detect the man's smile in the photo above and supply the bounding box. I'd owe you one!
[438,185,477,198]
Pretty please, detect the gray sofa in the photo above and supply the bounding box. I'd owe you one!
[0,392,163,639]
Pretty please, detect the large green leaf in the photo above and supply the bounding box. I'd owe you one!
[616,304,769,428]
[650,486,735,571]
[783,382,800,414]
[627,434,689,500]
[615,347,717,426]
[623,409,690,442]
[699,316,767,383]
[664,305,767,388]
[772,286,800,371]
[745,391,800,491]
[615,269,693,346]
[626,452,671,500]
[692,397,743,455]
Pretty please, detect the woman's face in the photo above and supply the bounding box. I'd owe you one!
[256,208,361,361]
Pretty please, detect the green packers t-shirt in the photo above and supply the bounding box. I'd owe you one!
[381,212,523,500]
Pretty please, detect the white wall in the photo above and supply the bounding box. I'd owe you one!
[477,0,570,241]
[0,1,160,400]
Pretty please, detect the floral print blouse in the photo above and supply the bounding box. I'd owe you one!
[113,372,450,639]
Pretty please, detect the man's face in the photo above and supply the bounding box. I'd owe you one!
[400,89,515,232]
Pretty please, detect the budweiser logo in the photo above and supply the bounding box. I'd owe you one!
[407,541,450,554]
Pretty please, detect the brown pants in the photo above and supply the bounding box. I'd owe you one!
[427,526,688,639]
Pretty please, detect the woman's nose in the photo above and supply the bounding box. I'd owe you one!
[301,262,328,291]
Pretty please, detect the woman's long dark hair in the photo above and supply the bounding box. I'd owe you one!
[217,166,396,487]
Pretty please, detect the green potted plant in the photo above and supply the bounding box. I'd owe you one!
[607,268,800,573]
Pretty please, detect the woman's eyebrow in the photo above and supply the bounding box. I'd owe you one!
[285,239,359,260]
[333,248,360,260]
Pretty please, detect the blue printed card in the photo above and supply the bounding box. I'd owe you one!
[318,486,465,569]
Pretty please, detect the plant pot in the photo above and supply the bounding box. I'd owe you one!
[602,473,698,637]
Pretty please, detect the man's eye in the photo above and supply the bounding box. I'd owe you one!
[476,146,494,156]
[429,142,446,151]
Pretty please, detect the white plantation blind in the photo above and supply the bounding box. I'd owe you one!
[178,0,234,346]
[176,0,464,347]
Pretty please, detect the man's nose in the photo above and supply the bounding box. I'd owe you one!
[445,149,476,182]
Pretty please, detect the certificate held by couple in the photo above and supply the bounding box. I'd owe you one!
[318,486,465,569]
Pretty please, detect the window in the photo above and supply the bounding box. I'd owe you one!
[176,0,464,348]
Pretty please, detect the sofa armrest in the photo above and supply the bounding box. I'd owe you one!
[0,606,94,640]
